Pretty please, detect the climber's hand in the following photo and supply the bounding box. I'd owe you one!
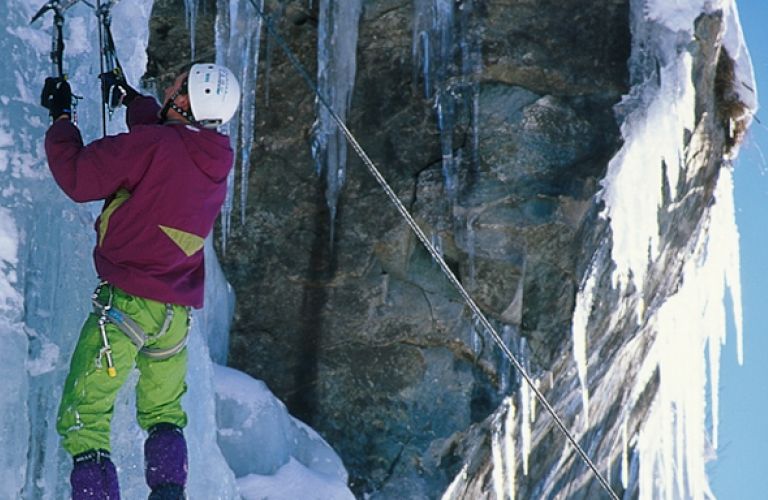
[41,77,72,120]
[99,69,139,108]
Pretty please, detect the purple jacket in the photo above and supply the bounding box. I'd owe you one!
[45,96,234,308]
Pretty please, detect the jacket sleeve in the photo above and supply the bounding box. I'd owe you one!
[44,119,159,203]
[126,95,162,129]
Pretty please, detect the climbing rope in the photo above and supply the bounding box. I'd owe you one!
[247,1,619,497]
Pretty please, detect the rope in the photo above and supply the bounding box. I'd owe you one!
[246,1,620,498]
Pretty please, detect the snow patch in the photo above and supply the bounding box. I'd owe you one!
[238,458,355,500]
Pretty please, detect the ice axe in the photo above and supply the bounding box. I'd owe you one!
[31,0,88,122]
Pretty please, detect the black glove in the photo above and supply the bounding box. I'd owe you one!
[99,70,139,108]
[40,77,72,120]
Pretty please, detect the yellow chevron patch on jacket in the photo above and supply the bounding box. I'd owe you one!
[99,188,131,247]
[159,225,205,257]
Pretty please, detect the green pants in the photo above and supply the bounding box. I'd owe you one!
[57,284,190,457]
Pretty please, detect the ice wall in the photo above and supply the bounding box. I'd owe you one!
[2,1,114,497]
[0,0,238,497]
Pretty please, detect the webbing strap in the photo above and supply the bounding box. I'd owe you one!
[99,305,145,347]
[141,335,188,360]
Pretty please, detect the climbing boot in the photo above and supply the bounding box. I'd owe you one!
[145,423,187,499]
[70,449,120,499]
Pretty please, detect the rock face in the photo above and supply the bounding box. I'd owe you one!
[146,0,748,497]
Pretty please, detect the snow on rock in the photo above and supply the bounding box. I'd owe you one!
[569,0,750,498]
[600,49,696,301]
[213,364,353,498]
[719,1,757,117]
[646,0,756,118]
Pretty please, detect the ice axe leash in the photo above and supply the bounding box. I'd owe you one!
[95,0,125,137]
[244,1,620,498]
[30,0,87,123]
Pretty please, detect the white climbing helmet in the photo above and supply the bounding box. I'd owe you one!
[187,63,241,127]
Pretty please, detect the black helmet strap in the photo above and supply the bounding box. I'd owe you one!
[159,78,197,124]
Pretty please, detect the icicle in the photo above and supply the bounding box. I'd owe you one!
[312,0,363,244]
[412,0,431,98]
[572,262,597,430]
[621,417,629,488]
[238,0,265,222]
[492,398,516,500]
[716,167,743,365]
[183,0,199,60]
[221,166,235,252]
[518,337,531,476]
[503,399,517,500]
[470,82,480,170]
[413,0,483,197]
[491,413,506,500]
[469,315,481,355]
[459,0,481,171]
[437,91,457,198]
[435,0,456,198]
[467,213,481,353]
[420,31,431,98]
[530,378,539,421]
[519,375,531,476]
[215,0,238,249]
[215,0,266,245]
[499,325,514,394]
[430,232,444,264]
[412,0,458,198]
[380,272,390,304]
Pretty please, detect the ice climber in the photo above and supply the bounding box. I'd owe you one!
[41,63,240,499]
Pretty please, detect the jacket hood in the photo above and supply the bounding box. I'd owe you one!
[172,124,234,183]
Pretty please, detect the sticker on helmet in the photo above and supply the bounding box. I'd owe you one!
[216,70,226,95]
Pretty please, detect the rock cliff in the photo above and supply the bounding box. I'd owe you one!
[146,0,752,497]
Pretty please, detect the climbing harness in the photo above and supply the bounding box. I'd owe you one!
[91,281,189,378]
[30,0,87,122]
[95,0,126,135]
[245,2,620,498]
